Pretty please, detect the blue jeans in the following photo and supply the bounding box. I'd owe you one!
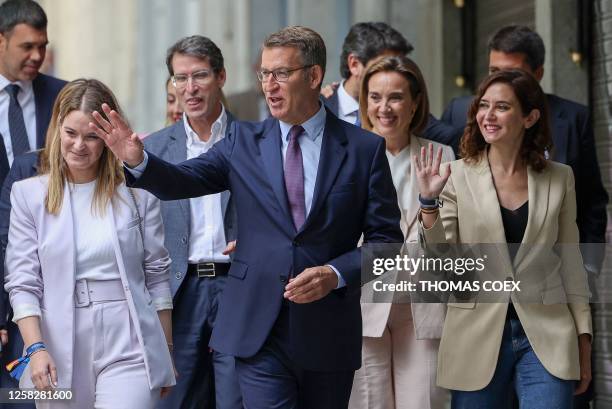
[451,318,575,409]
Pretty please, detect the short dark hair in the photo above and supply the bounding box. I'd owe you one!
[460,69,551,172]
[166,35,224,76]
[263,26,326,80]
[0,0,47,34]
[487,25,545,71]
[339,22,413,79]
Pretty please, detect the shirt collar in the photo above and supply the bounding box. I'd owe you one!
[337,81,359,118]
[184,103,227,147]
[0,73,33,95]
[279,103,326,142]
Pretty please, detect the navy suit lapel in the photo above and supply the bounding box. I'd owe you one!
[259,120,292,224]
[221,111,235,216]
[33,75,51,149]
[301,113,347,233]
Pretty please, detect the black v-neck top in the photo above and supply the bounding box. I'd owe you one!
[500,201,528,321]
[500,201,529,255]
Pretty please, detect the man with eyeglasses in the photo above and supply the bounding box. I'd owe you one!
[146,35,242,409]
[92,25,402,408]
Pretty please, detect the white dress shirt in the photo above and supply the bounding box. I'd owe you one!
[337,81,359,125]
[0,74,37,165]
[183,107,230,264]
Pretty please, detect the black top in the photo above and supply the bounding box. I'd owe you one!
[500,201,528,321]
[500,201,529,259]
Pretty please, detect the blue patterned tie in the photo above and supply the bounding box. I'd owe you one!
[284,125,306,229]
[355,110,361,127]
[5,84,30,156]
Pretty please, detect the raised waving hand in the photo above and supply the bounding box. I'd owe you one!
[89,103,144,167]
[413,143,451,200]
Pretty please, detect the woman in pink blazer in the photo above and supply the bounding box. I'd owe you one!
[4,79,176,408]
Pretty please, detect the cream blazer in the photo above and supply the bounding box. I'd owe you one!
[361,136,454,339]
[5,176,176,390]
[420,154,591,390]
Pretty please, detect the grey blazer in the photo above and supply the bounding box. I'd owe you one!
[143,112,237,296]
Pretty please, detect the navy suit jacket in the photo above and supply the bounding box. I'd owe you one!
[441,94,608,268]
[0,74,66,186]
[127,110,403,371]
[143,113,237,297]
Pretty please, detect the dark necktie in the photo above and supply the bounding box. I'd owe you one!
[284,125,306,230]
[355,110,361,127]
[5,84,30,157]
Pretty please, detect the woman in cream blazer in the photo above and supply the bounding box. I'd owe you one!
[415,70,591,408]
[349,55,453,409]
[4,79,175,408]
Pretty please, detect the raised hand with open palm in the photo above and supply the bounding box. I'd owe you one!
[413,143,451,201]
[88,103,145,168]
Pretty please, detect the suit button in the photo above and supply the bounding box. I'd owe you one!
[280,276,288,283]
[176,272,182,280]
[181,237,187,244]
[292,241,300,247]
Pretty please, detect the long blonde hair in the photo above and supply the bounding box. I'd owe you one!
[39,78,125,215]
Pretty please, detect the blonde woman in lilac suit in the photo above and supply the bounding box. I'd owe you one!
[4,79,175,408]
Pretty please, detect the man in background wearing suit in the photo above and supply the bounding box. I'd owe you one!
[439,25,608,270]
[0,1,66,404]
[92,25,403,408]
[323,22,413,126]
[149,36,242,409]
[324,22,461,148]
[431,25,608,409]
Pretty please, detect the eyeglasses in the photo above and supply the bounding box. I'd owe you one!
[172,70,213,89]
[256,65,313,83]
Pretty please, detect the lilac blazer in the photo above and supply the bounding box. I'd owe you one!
[4,176,175,389]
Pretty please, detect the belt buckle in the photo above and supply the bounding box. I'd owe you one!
[74,279,91,307]
[197,262,216,278]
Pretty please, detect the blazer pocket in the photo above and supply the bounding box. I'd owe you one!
[126,217,142,229]
[541,285,568,305]
[228,260,248,280]
[329,182,355,194]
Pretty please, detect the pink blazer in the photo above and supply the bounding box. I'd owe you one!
[5,176,176,389]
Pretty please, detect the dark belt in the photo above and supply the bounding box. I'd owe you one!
[187,262,230,278]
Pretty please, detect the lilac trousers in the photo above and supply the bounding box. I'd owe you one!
[37,299,159,409]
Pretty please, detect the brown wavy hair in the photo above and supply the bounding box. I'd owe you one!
[459,69,551,171]
[39,78,125,215]
[359,54,429,135]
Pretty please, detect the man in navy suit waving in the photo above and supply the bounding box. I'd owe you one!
[92,26,403,408]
